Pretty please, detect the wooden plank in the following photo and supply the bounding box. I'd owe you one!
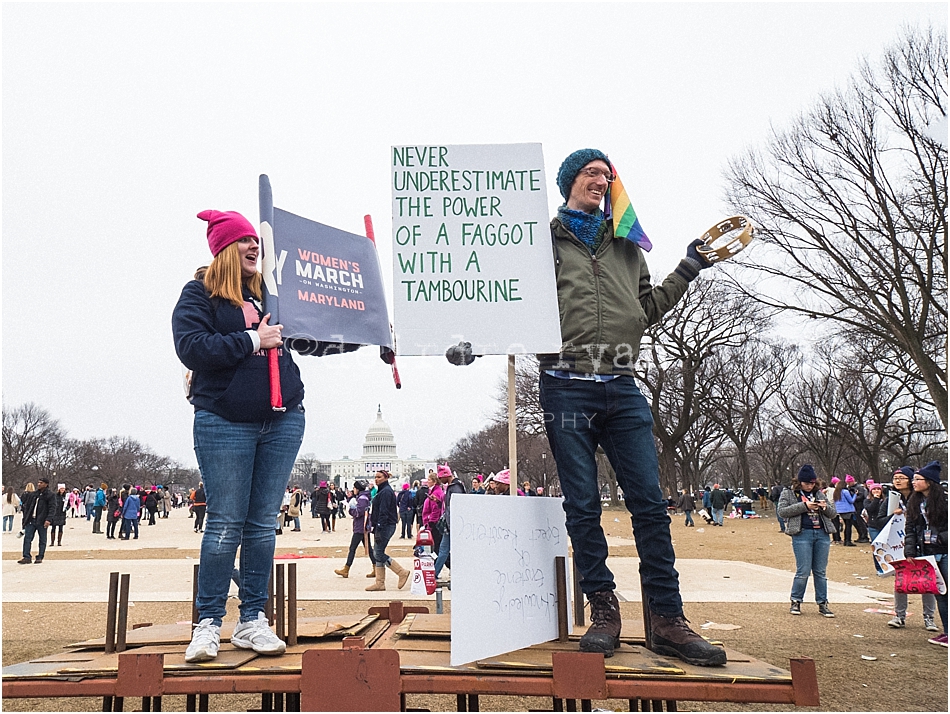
[56,645,257,675]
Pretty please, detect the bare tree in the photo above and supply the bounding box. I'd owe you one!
[724,24,947,427]
[491,354,548,436]
[635,279,771,496]
[2,402,67,487]
[704,340,796,493]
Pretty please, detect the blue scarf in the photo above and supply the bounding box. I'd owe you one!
[558,205,605,253]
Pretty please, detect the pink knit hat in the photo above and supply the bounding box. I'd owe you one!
[495,469,510,485]
[198,210,258,256]
[831,477,840,484]
[437,464,453,481]
[845,474,855,484]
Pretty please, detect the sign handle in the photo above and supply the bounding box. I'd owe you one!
[508,355,517,495]
[269,349,285,412]
[364,214,402,389]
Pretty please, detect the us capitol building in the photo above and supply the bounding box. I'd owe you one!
[319,406,433,487]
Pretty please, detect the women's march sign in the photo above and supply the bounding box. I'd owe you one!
[391,144,562,356]
[259,175,392,349]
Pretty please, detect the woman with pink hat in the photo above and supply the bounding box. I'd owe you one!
[832,477,856,546]
[488,469,526,496]
[173,210,305,663]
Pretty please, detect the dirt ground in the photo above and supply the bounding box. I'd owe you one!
[2,507,947,712]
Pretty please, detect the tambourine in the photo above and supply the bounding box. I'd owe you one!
[696,215,755,263]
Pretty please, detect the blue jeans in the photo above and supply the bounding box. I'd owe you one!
[3,515,14,531]
[435,529,451,577]
[683,511,694,526]
[373,522,397,568]
[121,517,139,539]
[539,374,682,616]
[400,511,414,538]
[790,528,830,603]
[22,523,48,560]
[712,508,724,525]
[774,506,786,532]
[193,406,305,626]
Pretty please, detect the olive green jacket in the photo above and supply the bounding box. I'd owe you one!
[538,218,699,376]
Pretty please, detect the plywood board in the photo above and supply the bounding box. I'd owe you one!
[68,622,236,648]
[30,650,101,663]
[56,645,258,675]
[397,613,450,637]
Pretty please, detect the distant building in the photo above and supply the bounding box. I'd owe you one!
[327,406,433,488]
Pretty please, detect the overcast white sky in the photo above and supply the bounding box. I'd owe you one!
[3,2,944,469]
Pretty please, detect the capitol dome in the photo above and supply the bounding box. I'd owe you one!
[362,405,398,458]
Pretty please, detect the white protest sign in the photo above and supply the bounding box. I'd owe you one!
[449,494,571,666]
[391,143,563,356]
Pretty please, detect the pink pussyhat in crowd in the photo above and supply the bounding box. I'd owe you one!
[831,477,840,484]
[437,464,453,480]
[495,469,510,485]
[845,475,855,484]
[198,210,258,257]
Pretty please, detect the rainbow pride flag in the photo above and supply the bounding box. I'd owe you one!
[605,167,652,252]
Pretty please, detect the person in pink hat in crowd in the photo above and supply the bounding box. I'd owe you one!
[173,209,306,663]
[433,464,466,584]
[862,482,888,573]
[832,476,857,546]
[487,469,525,496]
[824,477,843,544]
[421,471,445,556]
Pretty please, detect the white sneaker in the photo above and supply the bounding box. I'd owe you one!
[185,618,220,663]
[231,612,286,655]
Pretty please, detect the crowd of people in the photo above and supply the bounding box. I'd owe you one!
[4,479,193,563]
[664,462,948,648]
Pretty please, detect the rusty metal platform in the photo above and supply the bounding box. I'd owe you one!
[2,603,818,712]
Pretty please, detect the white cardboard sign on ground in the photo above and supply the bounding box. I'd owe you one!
[449,494,571,666]
[391,143,562,356]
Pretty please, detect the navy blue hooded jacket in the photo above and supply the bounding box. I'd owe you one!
[172,279,304,422]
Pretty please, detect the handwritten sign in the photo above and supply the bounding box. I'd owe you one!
[391,143,562,356]
[893,556,947,595]
[449,494,571,666]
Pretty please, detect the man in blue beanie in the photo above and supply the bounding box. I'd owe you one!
[539,149,723,666]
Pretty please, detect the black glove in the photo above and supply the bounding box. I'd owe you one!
[685,238,713,270]
[445,341,479,366]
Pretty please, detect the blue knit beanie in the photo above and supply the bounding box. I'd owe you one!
[895,466,915,479]
[797,465,817,483]
[557,148,610,200]
[916,460,942,484]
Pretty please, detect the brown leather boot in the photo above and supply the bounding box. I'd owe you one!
[579,590,622,657]
[366,566,376,578]
[388,560,410,589]
[365,566,386,592]
[334,564,350,578]
[649,612,726,666]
